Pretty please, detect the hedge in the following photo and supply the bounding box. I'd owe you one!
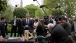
[7,24,18,33]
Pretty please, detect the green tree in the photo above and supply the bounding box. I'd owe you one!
[2,5,13,21]
[35,8,43,18]
[51,8,65,16]
[25,4,38,17]
[0,0,7,12]
[43,0,59,15]
[13,7,28,18]
[43,0,76,17]
[63,0,76,17]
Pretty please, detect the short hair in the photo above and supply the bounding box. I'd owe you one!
[62,16,67,20]
[20,16,22,19]
[44,16,48,19]
[55,16,62,21]
[1,17,5,21]
[47,23,54,29]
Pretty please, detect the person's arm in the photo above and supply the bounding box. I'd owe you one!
[10,20,14,26]
[0,24,1,36]
[31,19,34,28]
[22,20,25,28]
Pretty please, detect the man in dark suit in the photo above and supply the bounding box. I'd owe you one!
[18,17,23,37]
[10,16,18,37]
[44,15,54,25]
[0,17,6,38]
[22,13,33,33]
[48,15,53,24]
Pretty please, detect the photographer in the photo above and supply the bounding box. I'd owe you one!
[46,16,73,43]
[36,19,47,36]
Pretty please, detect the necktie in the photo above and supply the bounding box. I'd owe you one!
[26,19,29,24]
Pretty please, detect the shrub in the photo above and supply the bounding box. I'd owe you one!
[7,24,12,33]
[13,7,28,18]
[7,24,18,33]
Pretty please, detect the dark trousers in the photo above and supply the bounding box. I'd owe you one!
[5,26,8,35]
[1,30,5,38]
[18,27,23,37]
[10,26,17,37]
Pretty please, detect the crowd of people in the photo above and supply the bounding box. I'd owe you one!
[0,13,76,43]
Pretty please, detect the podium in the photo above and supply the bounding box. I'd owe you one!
[0,30,35,43]
[0,37,34,43]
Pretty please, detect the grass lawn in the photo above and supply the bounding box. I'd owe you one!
[74,41,76,43]
[6,33,18,37]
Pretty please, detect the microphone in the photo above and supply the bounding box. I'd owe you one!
[33,0,37,1]
[40,5,47,8]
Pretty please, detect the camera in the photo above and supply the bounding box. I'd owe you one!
[35,36,46,43]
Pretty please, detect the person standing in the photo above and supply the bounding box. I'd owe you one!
[47,15,54,24]
[36,19,47,36]
[44,15,55,26]
[61,16,74,43]
[10,16,18,37]
[0,17,6,38]
[73,17,76,40]
[22,13,33,33]
[61,17,71,35]
[18,17,23,37]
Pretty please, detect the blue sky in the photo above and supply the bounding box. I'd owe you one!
[9,0,43,7]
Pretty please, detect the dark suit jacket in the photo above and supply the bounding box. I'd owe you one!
[44,19,48,25]
[5,20,8,29]
[17,19,23,33]
[44,19,53,25]
[10,19,18,27]
[18,19,22,27]
[62,22,71,35]
[0,22,5,30]
[50,24,71,43]
[0,22,5,37]
[22,18,33,31]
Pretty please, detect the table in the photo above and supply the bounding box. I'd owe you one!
[0,37,35,43]
[0,41,34,43]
